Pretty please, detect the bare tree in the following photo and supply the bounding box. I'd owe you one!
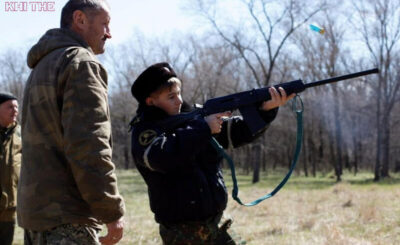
[0,49,30,100]
[188,0,325,182]
[182,37,241,104]
[352,0,400,180]
[293,6,352,181]
[101,45,138,169]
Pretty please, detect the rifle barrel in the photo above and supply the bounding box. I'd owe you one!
[304,68,379,89]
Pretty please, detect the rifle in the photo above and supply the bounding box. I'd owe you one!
[160,68,379,135]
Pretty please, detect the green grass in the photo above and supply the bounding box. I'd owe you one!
[12,169,400,244]
[228,170,400,190]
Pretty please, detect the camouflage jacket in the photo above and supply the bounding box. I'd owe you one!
[0,123,21,222]
[18,28,125,231]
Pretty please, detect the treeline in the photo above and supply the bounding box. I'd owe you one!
[1,0,399,182]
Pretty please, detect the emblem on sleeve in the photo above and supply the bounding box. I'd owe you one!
[139,130,158,146]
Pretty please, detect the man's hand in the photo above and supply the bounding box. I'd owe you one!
[99,218,124,245]
[205,111,231,134]
[260,87,296,111]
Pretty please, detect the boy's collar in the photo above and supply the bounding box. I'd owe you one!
[137,104,170,122]
[130,101,194,129]
[137,100,194,118]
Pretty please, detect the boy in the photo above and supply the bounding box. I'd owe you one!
[130,62,294,244]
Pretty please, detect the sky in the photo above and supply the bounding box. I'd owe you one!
[0,0,196,53]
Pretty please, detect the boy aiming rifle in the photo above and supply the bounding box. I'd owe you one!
[130,62,294,244]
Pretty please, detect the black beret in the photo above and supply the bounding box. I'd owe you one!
[0,92,17,105]
[131,62,177,104]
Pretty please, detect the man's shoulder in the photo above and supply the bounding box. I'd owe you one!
[66,47,100,65]
[61,47,106,78]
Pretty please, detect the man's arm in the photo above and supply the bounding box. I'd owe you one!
[61,59,124,224]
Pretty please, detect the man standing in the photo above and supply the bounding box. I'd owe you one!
[0,93,21,245]
[18,0,125,244]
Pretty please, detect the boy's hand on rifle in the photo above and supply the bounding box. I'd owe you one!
[260,87,296,111]
[205,112,232,134]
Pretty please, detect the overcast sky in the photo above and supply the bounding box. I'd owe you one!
[0,0,196,53]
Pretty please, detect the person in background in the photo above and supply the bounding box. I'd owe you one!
[18,0,125,244]
[0,92,21,245]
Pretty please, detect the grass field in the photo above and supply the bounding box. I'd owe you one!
[13,170,400,244]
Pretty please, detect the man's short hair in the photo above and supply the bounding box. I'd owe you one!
[60,0,108,29]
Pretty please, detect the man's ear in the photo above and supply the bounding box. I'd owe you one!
[145,97,154,106]
[72,10,88,31]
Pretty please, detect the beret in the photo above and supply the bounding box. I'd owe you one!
[131,62,177,104]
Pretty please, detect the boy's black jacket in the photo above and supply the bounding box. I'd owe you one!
[130,103,278,224]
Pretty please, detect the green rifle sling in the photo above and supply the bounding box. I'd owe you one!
[210,95,304,206]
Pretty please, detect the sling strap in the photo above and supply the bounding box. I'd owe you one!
[210,95,304,206]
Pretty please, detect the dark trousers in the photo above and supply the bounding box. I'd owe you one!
[0,221,15,245]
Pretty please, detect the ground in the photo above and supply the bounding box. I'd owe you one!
[13,170,400,245]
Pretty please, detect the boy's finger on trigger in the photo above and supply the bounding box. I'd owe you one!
[270,89,278,99]
[267,87,273,94]
[223,111,231,117]
[279,87,287,97]
[217,111,230,118]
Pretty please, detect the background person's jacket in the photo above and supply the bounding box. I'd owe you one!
[0,123,21,222]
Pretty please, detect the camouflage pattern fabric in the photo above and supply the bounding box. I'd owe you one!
[0,124,21,223]
[159,214,246,245]
[18,28,124,231]
[24,224,100,245]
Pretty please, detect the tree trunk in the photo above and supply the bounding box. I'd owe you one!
[317,123,324,176]
[245,146,250,175]
[380,114,391,178]
[354,141,360,176]
[343,141,350,172]
[327,134,337,175]
[332,86,343,182]
[351,128,360,176]
[252,144,261,183]
[124,144,130,169]
[262,136,267,173]
[395,161,400,173]
[344,149,350,172]
[307,130,316,177]
[303,132,309,177]
[374,80,383,182]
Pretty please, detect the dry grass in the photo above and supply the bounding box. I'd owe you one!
[13,170,400,244]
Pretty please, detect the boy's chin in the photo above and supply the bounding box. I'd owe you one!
[170,111,180,116]
[169,109,181,115]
